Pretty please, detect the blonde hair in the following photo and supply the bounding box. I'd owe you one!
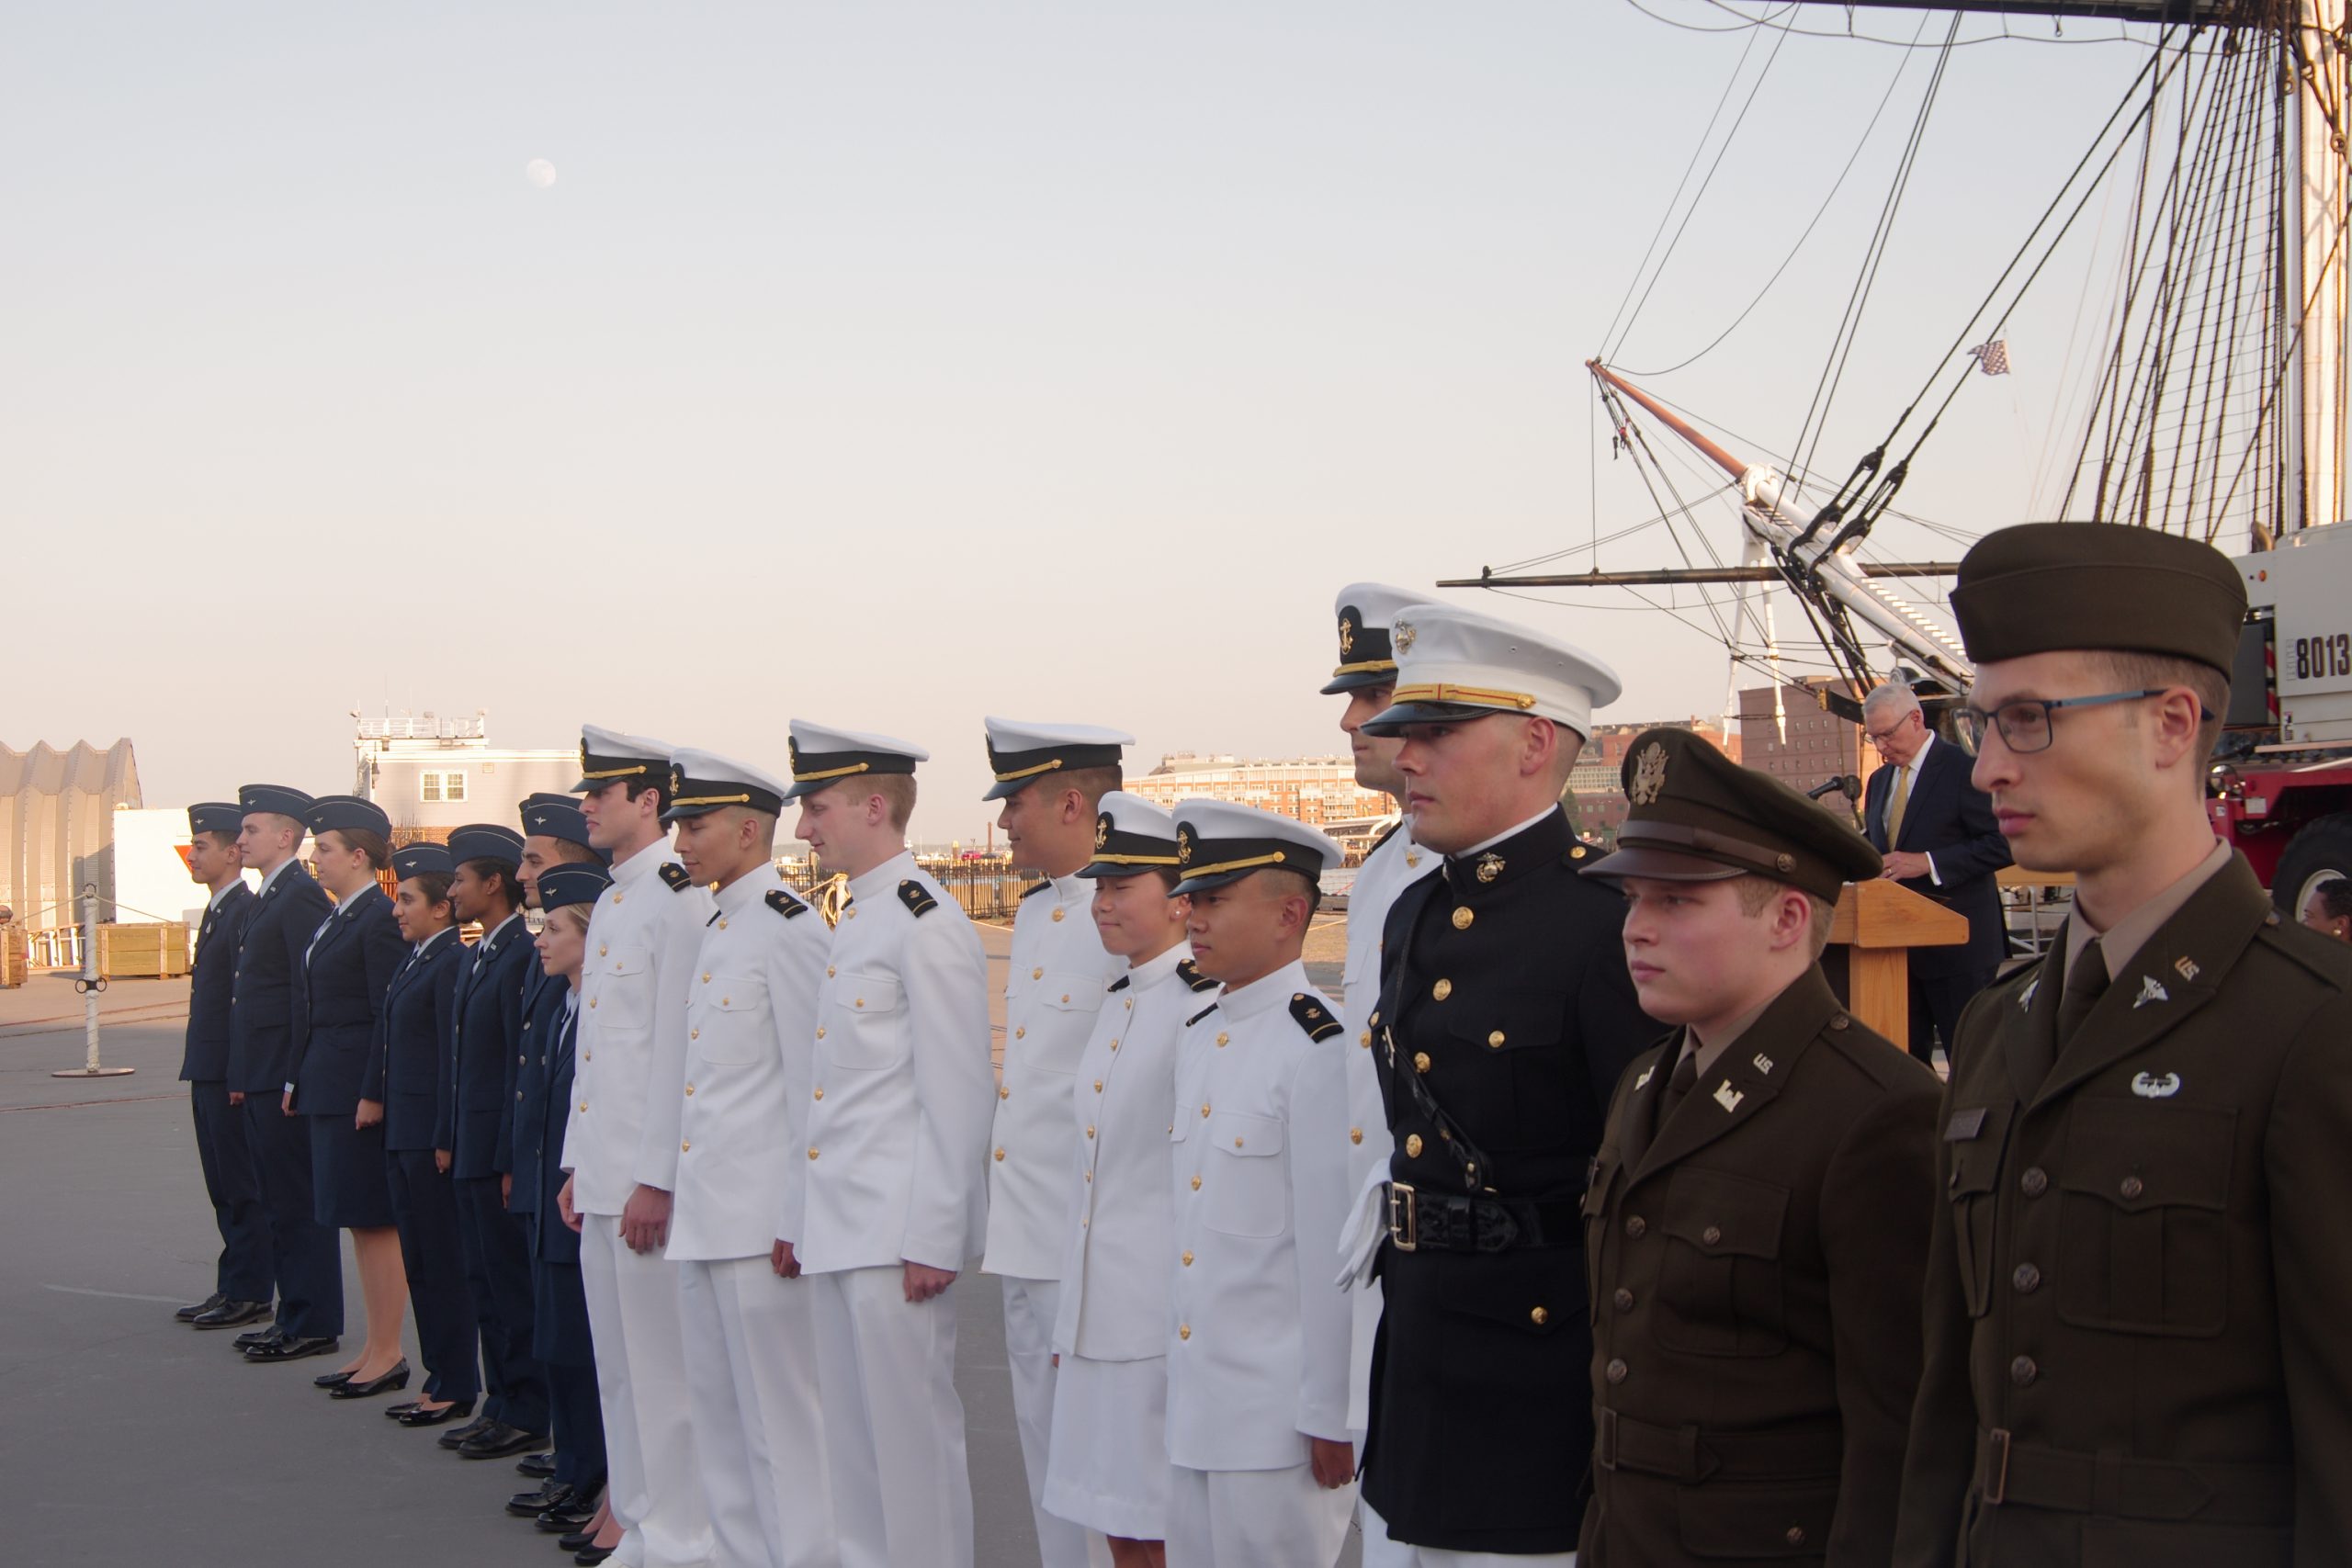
[1732,875,1836,960]
[871,774,918,832]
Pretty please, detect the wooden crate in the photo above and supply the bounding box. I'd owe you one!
[0,926,26,988]
[99,921,193,979]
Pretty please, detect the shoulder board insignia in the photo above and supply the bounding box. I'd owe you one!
[765,888,808,919]
[1177,957,1218,992]
[1185,1002,1219,1028]
[1021,880,1053,900]
[1107,975,1131,993]
[1368,820,1401,857]
[1289,992,1342,1042]
[897,880,939,918]
[659,863,693,892]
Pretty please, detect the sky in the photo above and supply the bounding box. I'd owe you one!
[1,3,2167,841]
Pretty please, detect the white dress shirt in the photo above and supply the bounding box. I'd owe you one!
[561,841,715,1216]
[982,872,1124,1281]
[1166,959,1353,1472]
[786,852,995,1275]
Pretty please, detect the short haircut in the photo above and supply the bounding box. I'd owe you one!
[198,830,238,852]
[460,858,526,908]
[325,827,390,872]
[872,774,918,832]
[1265,866,1323,918]
[402,871,455,911]
[622,774,672,814]
[1733,874,1836,960]
[543,838,600,867]
[2096,650,2229,771]
[2317,877,2352,925]
[1863,681,1920,719]
[1060,765,1125,814]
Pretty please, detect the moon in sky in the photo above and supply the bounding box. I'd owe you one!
[526,158,557,189]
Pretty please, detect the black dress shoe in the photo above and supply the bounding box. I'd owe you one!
[232,1323,283,1350]
[313,1369,354,1389]
[398,1399,475,1429]
[507,1480,562,1517]
[574,1548,614,1566]
[537,1495,601,1534]
[460,1422,548,1461]
[516,1450,558,1479]
[195,1298,270,1330]
[243,1335,339,1364]
[330,1359,411,1400]
[558,1528,598,1551]
[437,1414,496,1449]
[177,1292,226,1323]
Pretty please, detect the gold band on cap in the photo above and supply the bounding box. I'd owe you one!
[1329,659,1398,677]
[1390,682,1538,710]
[670,792,752,808]
[993,758,1066,783]
[1179,851,1290,878]
[793,761,872,783]
[1089,851,1182,865]
[579,763,650,780]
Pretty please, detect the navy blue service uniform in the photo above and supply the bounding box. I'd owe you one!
[181,803,268,1319]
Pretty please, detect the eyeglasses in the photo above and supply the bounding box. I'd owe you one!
[1863,711,1919,745]
[1958,688,2180,755]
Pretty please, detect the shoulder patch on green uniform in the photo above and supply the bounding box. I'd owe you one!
[1185,1002,1219,1028]
[897,879,939,918]
[1020,879,1052,900]
[1290,992,1342,1042]
[1177,957,1218,993]
[1107,974,1131,993]
[659,862,694,892]
[765,888,808,919]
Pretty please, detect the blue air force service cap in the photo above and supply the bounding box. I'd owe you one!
[1170,798,1340,897]
[1362,603,1623,741]
[575,726,675,794]
[981,717,1134,801]
[391,842,453,881]
[1078,792,1182,881]
[447,824,525,868]
[239,784,316,820]
[536,861,612,914]
[661,749,790,824]
[1321,582,1424,695]
[784,720,928,802]
[306,795,390,840]
[520,793,604,861]
[188,803,243,839]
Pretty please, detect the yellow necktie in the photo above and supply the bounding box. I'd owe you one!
[1886,764,1912,848]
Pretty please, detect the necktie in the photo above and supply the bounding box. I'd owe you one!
[1886,764,1913,848]
[2055,937,2109,1048]
[1656,1051,1700,1136]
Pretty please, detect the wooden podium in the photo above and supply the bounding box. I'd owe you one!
[1826,880,1969,1053]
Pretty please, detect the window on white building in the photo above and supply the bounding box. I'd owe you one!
[421,772,469,804]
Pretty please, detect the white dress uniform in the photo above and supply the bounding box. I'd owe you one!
[780,721,995,1568]
[562,727,718,1568]
[1341,820,1430,1436]
[660,751,837,1568]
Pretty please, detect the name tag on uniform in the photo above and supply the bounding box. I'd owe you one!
[1945,1107,1988,1141]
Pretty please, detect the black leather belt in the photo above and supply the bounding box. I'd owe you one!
[1594,1409,1841,1483]
[1976,1428,2293,1526]
[1385,1181,1583,1253]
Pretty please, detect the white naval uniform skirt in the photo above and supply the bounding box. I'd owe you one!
[1043,1351,1171,1540]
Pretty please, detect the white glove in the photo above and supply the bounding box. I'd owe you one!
[1334,1161,1389,1291]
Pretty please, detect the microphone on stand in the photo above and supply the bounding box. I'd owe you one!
[1805,774,1861,802]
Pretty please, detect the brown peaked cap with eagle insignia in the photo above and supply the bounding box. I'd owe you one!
[1580,727,1880,903]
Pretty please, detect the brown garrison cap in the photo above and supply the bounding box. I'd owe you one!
[1580,728,1881,903]
[1950,522,2248,674]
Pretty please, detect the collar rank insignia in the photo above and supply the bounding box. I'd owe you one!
[1476,852,1505,884]
[896,879,938,918]
[2132,1071,2183,1099]
[1713,1080,1745,1113]
[2133,975,2170,1009]
[2174,954,2200,983]
[658,862,693,892]
[1634,1064,1657,1090]
[2018,976,2040,1011]
[765,889,808,919]
[1752,1052,1775,1075]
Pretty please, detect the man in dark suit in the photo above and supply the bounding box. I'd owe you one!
[1580,728,1939,1565]
[1860,682,2012,1063]
[227,784,343,1362]
[1350,602,1660,1566]
[175,803,271,1331]
[1892,524,2352,1564]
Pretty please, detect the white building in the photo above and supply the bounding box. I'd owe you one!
[355,712,578,837]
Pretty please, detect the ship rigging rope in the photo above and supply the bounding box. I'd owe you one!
[1623,0,2156,51]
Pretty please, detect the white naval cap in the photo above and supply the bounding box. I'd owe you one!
[1170,797,1341,896]
[1361,602,1623,741]
[575,725,679,792]
[660,747,792,823]
[1077,791,1181,880]
[1321,582,1427,694]
[784,719,930,802]
[981,716,1136,801]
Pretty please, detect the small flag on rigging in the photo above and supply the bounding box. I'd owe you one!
[1968,339,2012,377]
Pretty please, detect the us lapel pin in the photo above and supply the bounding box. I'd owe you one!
[2174,955,2200,983]
[1752,1052,1775,1076]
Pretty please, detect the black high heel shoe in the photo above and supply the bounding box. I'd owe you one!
[397,1396,475,1428]
[312,1369,355,1389]
[331,1359,411,1400]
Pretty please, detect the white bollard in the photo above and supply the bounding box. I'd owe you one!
[53,883,134,1079]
